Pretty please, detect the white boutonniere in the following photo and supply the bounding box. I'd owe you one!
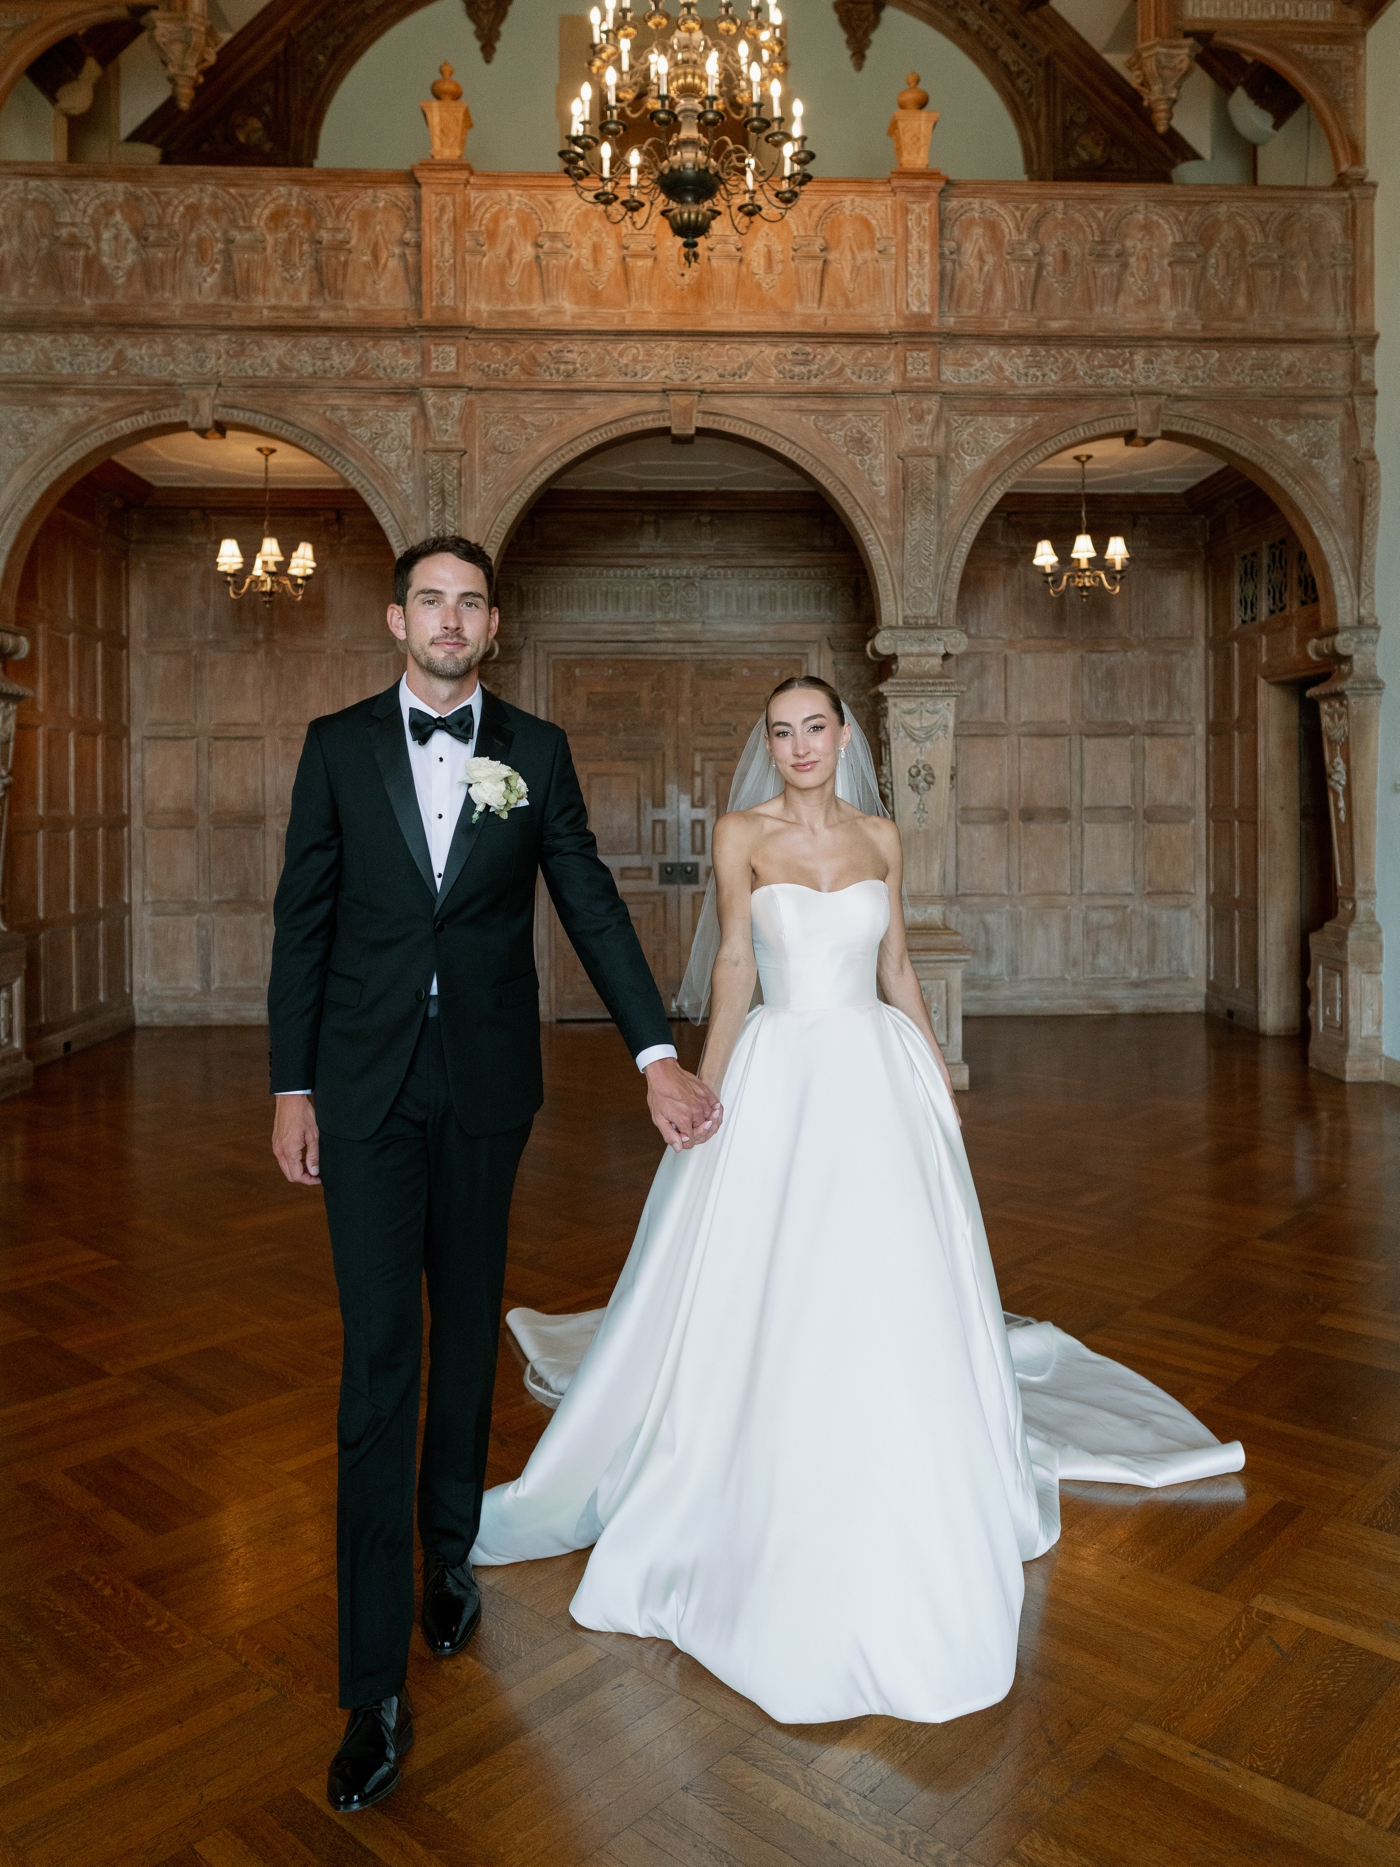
[462,757,529,824]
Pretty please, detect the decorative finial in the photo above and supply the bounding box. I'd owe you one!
[887,73,939,171]
[897,72,929,112]
[431,61,463,101]
[421,60,473,162]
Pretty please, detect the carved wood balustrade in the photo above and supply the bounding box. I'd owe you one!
[0,159,1382,1081]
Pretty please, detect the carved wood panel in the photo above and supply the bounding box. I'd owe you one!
[0,172,420,318]
[128,493,397,1024]
[952,501,1206,1013]
[541,652,805,1019]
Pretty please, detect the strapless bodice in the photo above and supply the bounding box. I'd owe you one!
[750,879,888,1011]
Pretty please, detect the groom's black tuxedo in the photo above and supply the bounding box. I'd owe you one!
[268,679,672,1709]
[269,682,671,1132]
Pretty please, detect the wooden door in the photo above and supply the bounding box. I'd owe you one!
[545,652,807,1020]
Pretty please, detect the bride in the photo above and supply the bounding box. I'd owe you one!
[471,675,1243,1725]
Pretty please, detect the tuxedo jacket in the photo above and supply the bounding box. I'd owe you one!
[268,682,673,1140]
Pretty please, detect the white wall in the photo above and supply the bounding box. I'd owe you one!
[1368,3,1400,1078]
[317,0,1023,178]
[0,75,52,162]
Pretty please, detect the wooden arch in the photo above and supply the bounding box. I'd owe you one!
[124,0,1195,180]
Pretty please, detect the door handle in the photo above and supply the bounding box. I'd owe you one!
[659,862,700,885]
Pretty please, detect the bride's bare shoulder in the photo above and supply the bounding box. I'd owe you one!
[712,808,768,858]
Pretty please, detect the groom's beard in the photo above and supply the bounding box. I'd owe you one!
[410,637,488,682]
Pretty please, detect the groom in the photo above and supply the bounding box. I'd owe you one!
[268,535,720,1813]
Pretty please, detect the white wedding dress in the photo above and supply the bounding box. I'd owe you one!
[473,880,1243,1725]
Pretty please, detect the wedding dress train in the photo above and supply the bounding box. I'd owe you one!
[472,881,1243,1724]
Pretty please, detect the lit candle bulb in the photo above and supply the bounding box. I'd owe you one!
[571,94,583,134]
[705,48,718,90]
[589,4,601,43]
[606,65,617,106]
[770,1,782,20]
[581,79,592,122]
[620,37,630,70]
[770,77,781,115]
[629,145,641,190]
[792,97,804,136]
[600,140,612,180]
[745,155,755,192]
[782,139,792,177]
[657,53,668,96]
[605,0,615,28]
[749,59,761,103]
[738,36,748,64]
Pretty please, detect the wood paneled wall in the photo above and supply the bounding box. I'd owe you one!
[127,493,397,1024]
[953,499,1208,1015]
[9,475,133,1064]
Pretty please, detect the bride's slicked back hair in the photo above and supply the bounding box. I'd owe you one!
[766,675,845,727]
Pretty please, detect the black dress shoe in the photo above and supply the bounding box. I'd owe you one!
[326,1692,413,1813]
[421,1551,482,1657]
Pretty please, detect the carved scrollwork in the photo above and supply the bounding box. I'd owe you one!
[946,414,1027,495]
[1318,696,1349,822]
[324,403,415,499]
[809,412,888,495]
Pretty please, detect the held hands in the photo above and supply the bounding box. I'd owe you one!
[272,1093,322,1186]
[645,1057,723,1152]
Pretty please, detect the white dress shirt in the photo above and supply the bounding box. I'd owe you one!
[277,676,674,1088]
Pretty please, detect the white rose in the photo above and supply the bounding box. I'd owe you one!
[462,757,528,822]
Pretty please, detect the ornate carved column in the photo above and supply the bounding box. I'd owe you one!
[421,388,468,536]
[868,625,972,1091]
[1304,625,1384,1081]
[0,627,33,1101]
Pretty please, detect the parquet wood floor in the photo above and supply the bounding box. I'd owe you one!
[2,1016,1398,1867]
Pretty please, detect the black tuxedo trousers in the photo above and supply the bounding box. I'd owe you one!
[320,1010,531,1707]
[268,683,673,1707]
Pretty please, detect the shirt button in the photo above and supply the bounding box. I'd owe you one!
[415,988,426,1002]
[434,919,445,932]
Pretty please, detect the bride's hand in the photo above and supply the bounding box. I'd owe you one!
[645,1058,723,1151]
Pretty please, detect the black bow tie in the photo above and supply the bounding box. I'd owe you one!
[408,704,476,747]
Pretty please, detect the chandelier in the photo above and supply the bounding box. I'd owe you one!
[1032,454,1130,599]
[215,447,316,603]
[560,0,814,263]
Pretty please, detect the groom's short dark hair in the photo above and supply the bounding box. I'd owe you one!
[394,535,496,610]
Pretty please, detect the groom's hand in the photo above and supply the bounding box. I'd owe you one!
[272,1093,322,1186]
[644,1058,722,1152]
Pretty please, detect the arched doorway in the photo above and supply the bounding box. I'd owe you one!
[4,421,399,1068]
[495,429,880,1018]
[943,430,1348,1053]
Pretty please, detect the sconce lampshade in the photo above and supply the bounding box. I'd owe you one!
[259,536,284,566]
[1105,536,1129,569]
[287,541,317,578]
[1071,532,1095,565]
[1032,538,1058,570]
[216,538,244,573]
